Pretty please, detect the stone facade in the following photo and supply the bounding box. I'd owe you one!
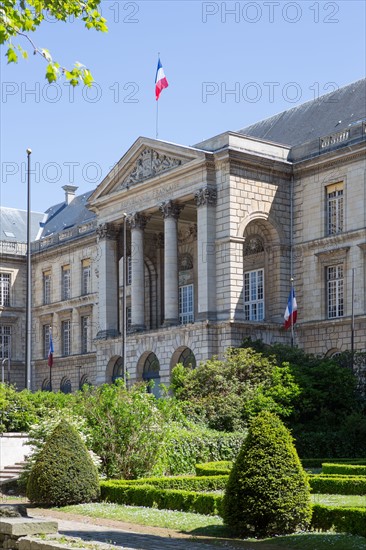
[1,83,365,391]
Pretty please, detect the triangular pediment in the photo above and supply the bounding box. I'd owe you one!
[89,137,208,205]
[118,147,186,190]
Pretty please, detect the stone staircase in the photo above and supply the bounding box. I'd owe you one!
[0,462,26,486]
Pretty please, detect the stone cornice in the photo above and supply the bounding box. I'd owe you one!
[296,228,366,252]
[293,142,366,177]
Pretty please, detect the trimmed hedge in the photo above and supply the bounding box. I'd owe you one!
[101,475,228,492]
[312,504,366,537]
[195,461,232,477]
[301,458,366,469]
[310,475,366,495]
[322,463,366,476]
[100,482,223,516]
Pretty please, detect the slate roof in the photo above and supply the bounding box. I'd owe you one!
[0,207,44,242]
[40,190,96,238]
[238,78,366,146]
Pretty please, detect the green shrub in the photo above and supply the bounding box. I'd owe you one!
[222,411,312,537]
[312,504,366,537]
[100,482,223,516]
[301,458,366,469]
[27,419,100,506]
[154,424,245,476]
[195,461,232,476]
[310,475,366,495]
[322,463,366,476]
[101,474,228,492]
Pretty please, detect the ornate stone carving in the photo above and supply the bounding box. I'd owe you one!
[120,148,184,189]
[154,232,165,249]
[178,224,197,244]
[243,236,264,256]
[195,187,217,207]
[159,200,184,220]
[96,223,118,241]
[127,212,149,230]
[178,252,193,271]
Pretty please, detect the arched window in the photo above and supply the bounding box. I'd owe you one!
[143,353,160,397]
[41,378,51,392]
[177,348,196,369]
[79,374,91,390]
[60,376,72,394]
[112,357,124,383]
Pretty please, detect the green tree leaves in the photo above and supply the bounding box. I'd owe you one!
[0,0,107,85]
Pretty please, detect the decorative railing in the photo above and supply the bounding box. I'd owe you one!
[0,241,27,256]
[320,129,350,149]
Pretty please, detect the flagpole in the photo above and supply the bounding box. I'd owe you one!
[351,267,355,370]
[290,175,294,348]
[156,51,160,139]
[25,148,32,389]
[49,328,52,392]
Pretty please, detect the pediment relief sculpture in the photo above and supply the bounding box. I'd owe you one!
[118,148,186,189]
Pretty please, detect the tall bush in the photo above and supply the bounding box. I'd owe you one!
[222,411,312,537]
[27,419,100,506]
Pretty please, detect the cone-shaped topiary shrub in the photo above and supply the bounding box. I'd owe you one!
[27,419,100,506]
[222,410,312,537]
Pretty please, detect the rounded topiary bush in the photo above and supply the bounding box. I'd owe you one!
[222,411,312,537]
[27,419,100,506]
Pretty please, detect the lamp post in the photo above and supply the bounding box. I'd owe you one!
[25,148,32,390]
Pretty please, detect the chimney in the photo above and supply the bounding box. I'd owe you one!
[62,185,78,205]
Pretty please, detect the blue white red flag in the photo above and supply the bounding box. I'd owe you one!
[155,58,169,100]
[284,287,297,330]
[48,330,54,368]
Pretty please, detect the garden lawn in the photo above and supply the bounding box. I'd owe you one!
[56,503,366,549]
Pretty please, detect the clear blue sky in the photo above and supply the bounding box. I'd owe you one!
[0,0,365,212]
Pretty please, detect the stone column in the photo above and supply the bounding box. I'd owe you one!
[195,187,217,320]
[128,212,148,331]
[160,200,183,326]
[96,223,119,339]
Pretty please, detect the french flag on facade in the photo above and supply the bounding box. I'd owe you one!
[48,330,54,368]
[155,58,169,100]
[284,287,297,330]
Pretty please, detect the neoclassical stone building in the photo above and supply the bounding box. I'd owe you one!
[1,78,365,391]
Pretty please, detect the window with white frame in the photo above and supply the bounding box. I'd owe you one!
[127,256,132,285]
[0,273,10,307]
[244,269,264,321]
[81,259,91,295]
[0,326,11,359]
[327,182,344,235]
[81,316,90,354]
[327,265,344,318]
[43,324,51,359]
[62,319,71,356]
[179,284,194,324]
[43,271,51,305]
[62,265,71,300]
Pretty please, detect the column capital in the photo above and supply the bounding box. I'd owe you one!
[96,223,118,241]
[127,212,149,230]
[195,187,217,207]
[159,200,184,220]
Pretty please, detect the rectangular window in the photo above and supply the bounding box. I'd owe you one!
[126,306,132,330]
[62,320,71,356]
[127,256,132,286]
[327,265,344,318]
[43,271,51,305]
[81,316,90,354]
[62,265,71,300]
[0,273,10,307]
[81,259,91,295]
[327,182,343,235]
[179,284,194,324]
[43,324,51,359]
[0,326,11,359]
[244,269,264,321]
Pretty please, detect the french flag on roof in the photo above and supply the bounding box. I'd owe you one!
[284,287,297,330]
[155,58,169,101]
